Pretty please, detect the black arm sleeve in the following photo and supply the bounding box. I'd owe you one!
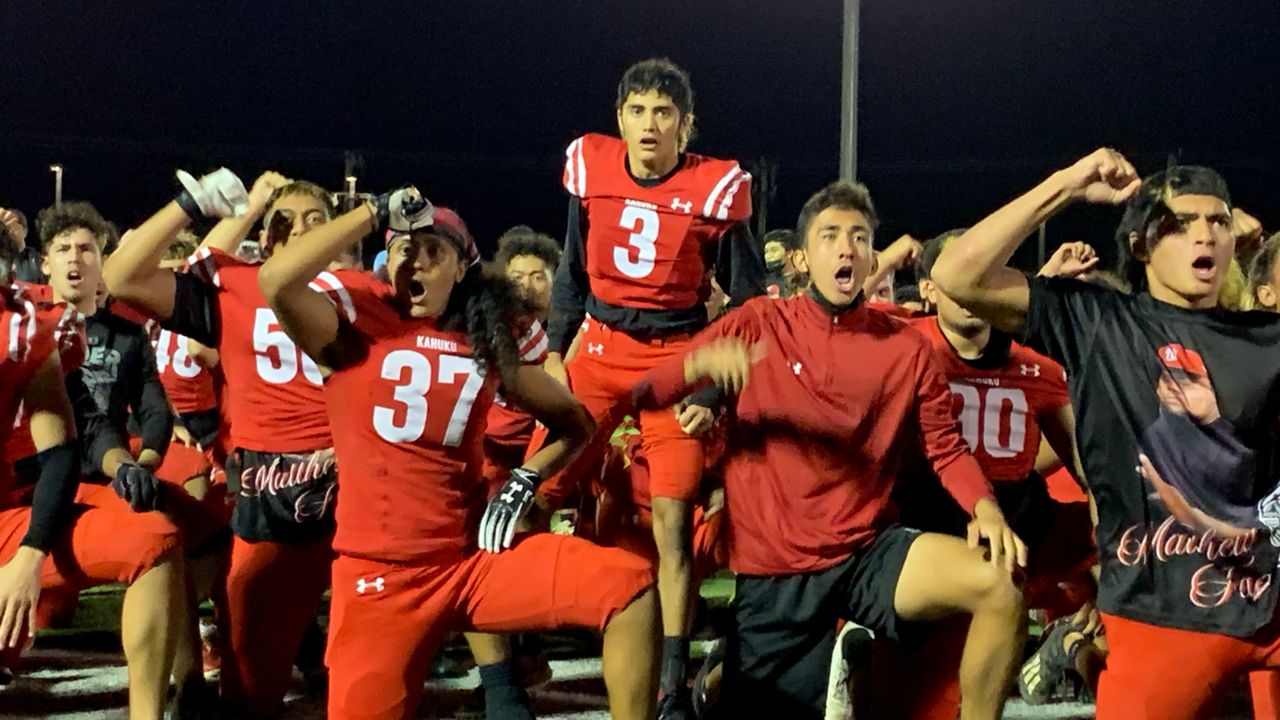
[20,442,82,552]
[132,338,174,456]
[65,369,127,474]
[547,198,590,356]
[715,221,766,307]
[163,272,221,348]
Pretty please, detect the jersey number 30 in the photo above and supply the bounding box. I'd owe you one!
[373,350,484,446]
[948,384,1028,458]
[615,206,660,279]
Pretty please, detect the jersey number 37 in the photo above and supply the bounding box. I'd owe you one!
[373,350,484,447]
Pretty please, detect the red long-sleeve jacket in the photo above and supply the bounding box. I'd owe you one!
[635,293,994,576]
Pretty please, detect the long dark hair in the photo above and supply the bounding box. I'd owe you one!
[439,263,537,381]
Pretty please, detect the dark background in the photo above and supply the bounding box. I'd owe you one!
[3,1,1277,269]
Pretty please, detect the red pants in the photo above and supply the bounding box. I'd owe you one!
[1098,612,1280,720]
[326,534,653,720]
[215,534,332,718]
[129,438,231,552]
[532,322,704,506]
[0,485,181,666]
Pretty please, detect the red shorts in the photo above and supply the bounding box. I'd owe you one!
[1097,612,1280,720]
[326,533,653,720]
[533,322,704,506]
[0,484,181,590]
[129,438,231,553]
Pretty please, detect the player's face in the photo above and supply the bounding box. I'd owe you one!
[261,193,330,255]
[926,280,990,336]
[868,264,894,304]
[764,241,787,266]
[505,255,552,317]
[616,90,685,173]
[1141,194,1234,310]
[387,232,466,319]
[802,207,873,307]
[42,228,102,307]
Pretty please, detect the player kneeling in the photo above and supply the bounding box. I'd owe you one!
[256,187,659,720]
[633,181,1027,720]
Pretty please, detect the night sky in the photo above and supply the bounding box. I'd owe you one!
[3,1,1277,269]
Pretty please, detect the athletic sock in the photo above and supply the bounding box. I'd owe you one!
[479,661,534,720]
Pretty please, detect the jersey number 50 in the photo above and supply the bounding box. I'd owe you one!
[373,350,484,446]
[253,309,324,386]
[615,206,660,279]
[948,384,1028,458]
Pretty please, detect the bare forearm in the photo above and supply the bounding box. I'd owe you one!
[200,212,261,255]
[100,447,135,478]
[103,203,189,316]
[522,407,594,479]
[259,204,374,300]
[934,172,1074,294]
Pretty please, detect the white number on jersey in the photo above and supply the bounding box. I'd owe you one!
[155,329,201,379]
[253,308,324,386]
[373,350,485,446]
[948,384,1029,458]
[614,205,660,279]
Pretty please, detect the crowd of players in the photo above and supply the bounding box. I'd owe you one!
[2,57,1280,720]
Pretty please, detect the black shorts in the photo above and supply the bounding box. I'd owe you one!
[178,408,222,450]
[718,525,921,719]
[224,447,336,543]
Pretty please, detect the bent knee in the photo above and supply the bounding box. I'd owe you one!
[972,562,1023,613]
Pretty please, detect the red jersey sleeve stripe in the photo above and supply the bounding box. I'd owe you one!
[518,321,548,364]
[563,138,587,197]
[716,169,751,220]
[703,165,744,218]
[308,272,357,324]
[187,248,221,288]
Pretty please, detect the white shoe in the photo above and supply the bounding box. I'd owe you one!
[825,622,875,720]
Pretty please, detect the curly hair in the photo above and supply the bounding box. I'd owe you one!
[35,201,113,251]
[494,226,560,272]
[438,264,538,381]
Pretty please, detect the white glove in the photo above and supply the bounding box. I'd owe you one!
[176,168,249,219]
[478,468,538,553]
[377,186,435,234]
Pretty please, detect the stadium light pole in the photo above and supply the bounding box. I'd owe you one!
[50,164,64,209]
[839,0,860,182]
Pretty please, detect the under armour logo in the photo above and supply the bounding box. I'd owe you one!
[500,485,526,503]
[671,198,693,213]
[356,577,385,595]
[587,343,604,355]
[792,362,803,375]
[1020,363,1040,377]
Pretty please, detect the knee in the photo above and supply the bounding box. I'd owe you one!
[971,563,1023,615]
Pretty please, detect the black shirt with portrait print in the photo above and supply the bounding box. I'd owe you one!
[1025,275,1280,636]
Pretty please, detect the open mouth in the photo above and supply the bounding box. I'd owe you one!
[1191,255,1217,282]
[833,265,855,295]
[409,279,427,303]
[638,137,659,150]
[66,269,83,285]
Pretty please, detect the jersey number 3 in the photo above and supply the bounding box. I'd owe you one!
[948,384,1028,458]
[373,350,484,446]
[615,206,660,279]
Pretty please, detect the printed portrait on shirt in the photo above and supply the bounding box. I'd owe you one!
[1138,343,1280,546]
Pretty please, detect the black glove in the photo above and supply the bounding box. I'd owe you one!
[372,186,434,235]
[478,468,539,553]
[112,464,162,512]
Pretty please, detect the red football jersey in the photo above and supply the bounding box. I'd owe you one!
[1,285,59,503]
[186,247,354,453]
[7,300,85,466]
[911,317,1069,482]
[323,282,547,562]
[484,394,535,451]
[564,133,751,310]
[151,327,217,415]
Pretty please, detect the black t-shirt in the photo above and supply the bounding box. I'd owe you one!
[1026,276,1280,636]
